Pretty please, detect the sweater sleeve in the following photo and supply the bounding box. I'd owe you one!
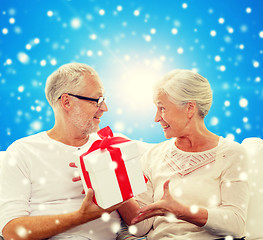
[203,141,249,238]
[132,149,155,237]
[0,142,32,234]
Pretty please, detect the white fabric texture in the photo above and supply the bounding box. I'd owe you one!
[0,152,5,167]
[241,138,263,240]
[0,132,123,239]
[135,137,249,240]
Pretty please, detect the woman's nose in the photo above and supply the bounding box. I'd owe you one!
[154,111,161,122]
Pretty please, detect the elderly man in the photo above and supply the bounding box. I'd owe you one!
[0,63,145,240]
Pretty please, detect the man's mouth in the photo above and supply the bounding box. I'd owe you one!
[93,115,102,121]
[162,125,170,129]
[94,113,103,119]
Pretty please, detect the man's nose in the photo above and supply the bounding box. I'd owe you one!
[99,101,108,112]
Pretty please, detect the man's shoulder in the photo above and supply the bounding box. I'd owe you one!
[19,131,45,141]
[7,132,47,150]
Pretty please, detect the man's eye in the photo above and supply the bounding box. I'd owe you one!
[160,107,165,112]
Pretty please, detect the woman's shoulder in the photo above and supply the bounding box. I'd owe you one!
[219,137,246,153]
[218,137,248,164]
[149,139,173,151]
[141,139,174,161]
[140,139,174,172]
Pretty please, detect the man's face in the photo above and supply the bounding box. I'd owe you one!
[69,74,108,136]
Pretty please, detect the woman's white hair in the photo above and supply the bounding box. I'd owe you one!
[45,63,98,109]
[154,69,213,118]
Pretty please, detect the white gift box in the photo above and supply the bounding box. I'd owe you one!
[76,140,147,209]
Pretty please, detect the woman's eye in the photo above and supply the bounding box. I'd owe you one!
[160,107,165,112]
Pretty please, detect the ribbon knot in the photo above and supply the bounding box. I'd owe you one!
[99,136,112,149]
[79,126,133,206]
[98,126,113,138]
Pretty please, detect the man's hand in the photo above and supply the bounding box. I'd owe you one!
[70,162,124,214]
[3,179,123,240]
[77,188,124,223]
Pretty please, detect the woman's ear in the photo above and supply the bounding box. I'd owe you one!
[187,101,196,118]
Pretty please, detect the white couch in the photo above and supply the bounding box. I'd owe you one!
[241,138,263,240]
[0,138,262,239]
[0,152,4,167]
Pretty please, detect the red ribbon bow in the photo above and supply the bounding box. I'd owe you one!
[80,126,134,206]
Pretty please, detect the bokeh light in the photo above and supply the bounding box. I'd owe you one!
[0,0,262,150]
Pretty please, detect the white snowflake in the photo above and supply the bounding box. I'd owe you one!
[190,205,199,214]
[165,213,177,222]
[16,226,28,238]
[101,212,111,222]
[70,18,81,29]
[128,225,138,235]
[239,98,248,108]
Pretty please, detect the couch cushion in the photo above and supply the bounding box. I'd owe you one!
[0,151,6,167]
[116,221,147,240]
[241,138,263,240]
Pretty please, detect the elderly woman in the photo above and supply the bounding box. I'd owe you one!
[131,70,249,240]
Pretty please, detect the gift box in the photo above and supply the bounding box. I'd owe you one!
[75,126,147,209]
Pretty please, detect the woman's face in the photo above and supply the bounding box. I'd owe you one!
[154,92,190,139]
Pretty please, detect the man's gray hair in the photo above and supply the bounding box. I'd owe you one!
[154,69,213,118]
[45,63,98,109]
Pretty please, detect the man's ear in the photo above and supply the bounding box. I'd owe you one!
[59,94,71,111]
[187,101,196,118]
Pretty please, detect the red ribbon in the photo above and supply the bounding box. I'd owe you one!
[80,126,134,206]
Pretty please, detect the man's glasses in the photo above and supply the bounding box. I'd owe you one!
[58,93,106,107]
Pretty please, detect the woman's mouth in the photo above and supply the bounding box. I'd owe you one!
[162,125,170,130]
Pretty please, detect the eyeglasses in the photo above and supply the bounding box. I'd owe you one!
[58,93,106,107]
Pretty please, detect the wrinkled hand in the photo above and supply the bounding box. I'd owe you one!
[69,162,85,194]
[70,162,127,216]
[131,180,182,225]
[78,188,124,223]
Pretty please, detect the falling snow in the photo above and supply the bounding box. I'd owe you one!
[0,0,262,152]
[111,222,121,233]
[101,212,111,222]
[239,98,248,108]
[190,205,199,214]
[16,226,28,238]
[165,213,177,222]
[17,52,30,64]
[128,225,138,235]
[70,18,82,29]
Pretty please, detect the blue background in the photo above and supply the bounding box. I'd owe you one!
[0,0,262,150]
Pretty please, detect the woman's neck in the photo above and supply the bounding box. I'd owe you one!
[175,122,220,152]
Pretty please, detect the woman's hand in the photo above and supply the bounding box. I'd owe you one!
[132,179,208,227]
[131,180,183,224]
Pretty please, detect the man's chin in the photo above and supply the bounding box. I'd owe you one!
[90,124,100,134]
[82,124,100,136]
